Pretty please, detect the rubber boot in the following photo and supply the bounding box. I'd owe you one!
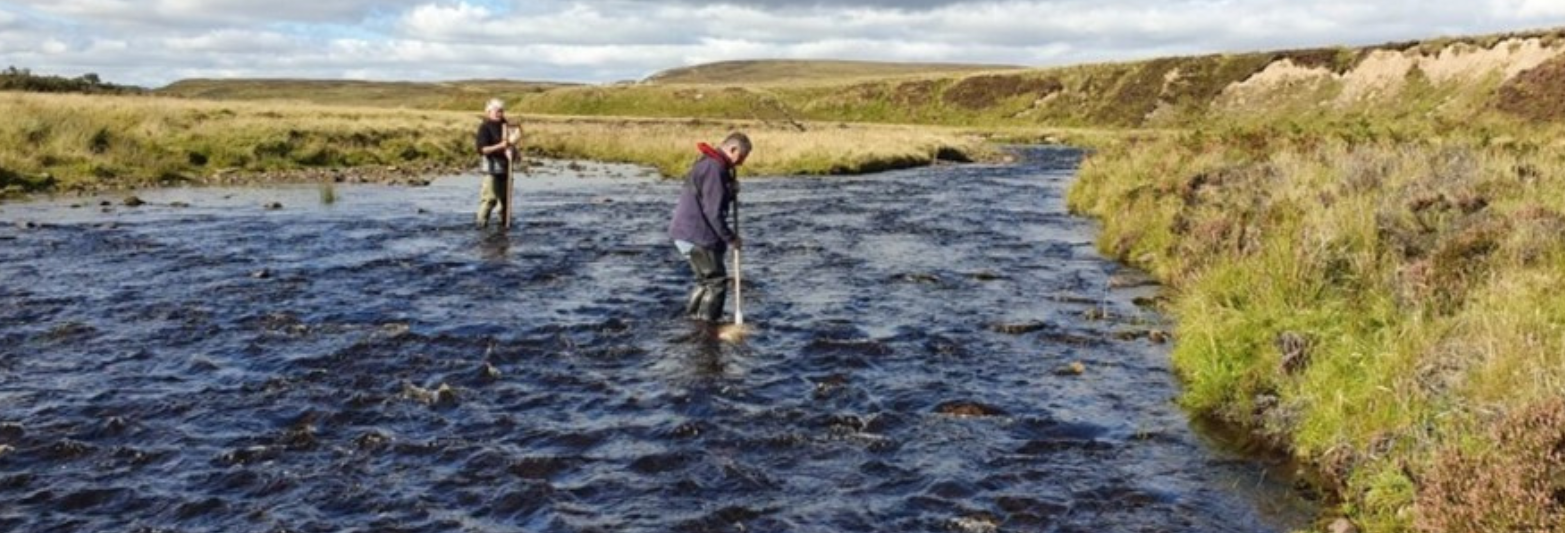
[684,285,707,319]
[697,282,728,323]
[683,245,728,322]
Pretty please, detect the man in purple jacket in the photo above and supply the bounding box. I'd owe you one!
[668,132,751,322]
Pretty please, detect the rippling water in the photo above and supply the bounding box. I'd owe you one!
[0,148,1311,532]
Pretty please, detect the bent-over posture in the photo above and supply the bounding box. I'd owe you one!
[668,133,751,322]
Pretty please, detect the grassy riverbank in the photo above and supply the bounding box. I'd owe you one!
[1068,111,1565,531]
[0,92,1001,197]
[1061,37,1565,531]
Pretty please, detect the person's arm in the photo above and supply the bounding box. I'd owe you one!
[476,123,510,155]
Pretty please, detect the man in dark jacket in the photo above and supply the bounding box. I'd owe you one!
[474,98,516,228]
[668,132,751,322]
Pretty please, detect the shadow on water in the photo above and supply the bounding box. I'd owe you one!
[0,149,1317,532]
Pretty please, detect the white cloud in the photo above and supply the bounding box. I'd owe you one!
[0,0,1561,87]
[1498,0,1565,19]
[165,30,302,54]
[13,0,428,26]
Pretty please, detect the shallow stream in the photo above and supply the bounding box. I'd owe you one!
[0,147,1312,532]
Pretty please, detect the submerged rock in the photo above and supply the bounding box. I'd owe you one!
[812,374,850,400]
[0,422,23,442]
[950,513,1001,533]
[123,196,145,207]
[1054,361,1087,376]
[402,382,458,407]
[103,416,129,435]
[1114,330,1145,341]
[478,362,503,381]
[216,445,278,466]
[894,272,943,285]
[354,431,390,451]
[47,439,94,460]
[989,321,1047,335]
[935,401,1007,418]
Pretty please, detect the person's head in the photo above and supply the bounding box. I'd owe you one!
[719,132,752,166]
[484,98,506,121]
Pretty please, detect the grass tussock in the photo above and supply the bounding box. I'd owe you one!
[0,92,473,195]
[0,92,1001,197]
[1068,116,1565,532]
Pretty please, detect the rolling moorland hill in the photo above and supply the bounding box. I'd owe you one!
[511,28,1565,128]
[158,78,576,109]
[151,28,1565,129]
[640,59,1021,85]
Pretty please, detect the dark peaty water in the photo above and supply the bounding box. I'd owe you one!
[0,148,1312,532]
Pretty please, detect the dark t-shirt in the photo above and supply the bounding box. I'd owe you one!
[475,119,509,175]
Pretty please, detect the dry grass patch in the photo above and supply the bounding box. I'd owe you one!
[0,92,1006,197]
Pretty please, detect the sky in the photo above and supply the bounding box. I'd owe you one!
[2,0,1564,88]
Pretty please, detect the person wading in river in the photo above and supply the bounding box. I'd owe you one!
[669,133,751,322]
[474,98,518,229]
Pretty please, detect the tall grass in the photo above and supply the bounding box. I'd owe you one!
[0,92,1003,197]
[523,115,1000,178]
[1068,118,1565,532]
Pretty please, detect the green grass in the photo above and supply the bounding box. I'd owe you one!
[1069,113,1565,532]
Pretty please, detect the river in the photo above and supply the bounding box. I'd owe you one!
[0,147,1313,532]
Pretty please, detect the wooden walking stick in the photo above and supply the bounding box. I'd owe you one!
[502,124,519,229]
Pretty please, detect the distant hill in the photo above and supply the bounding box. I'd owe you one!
[148,27,1565,127]
[642,59,1022,85]
[511,27,1565,127]
[156,78,576,110]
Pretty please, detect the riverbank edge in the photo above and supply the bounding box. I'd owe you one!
[1064,125,1565,533]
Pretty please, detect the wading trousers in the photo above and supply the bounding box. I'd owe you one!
[683,245,729,322]
[476,172,508,227]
